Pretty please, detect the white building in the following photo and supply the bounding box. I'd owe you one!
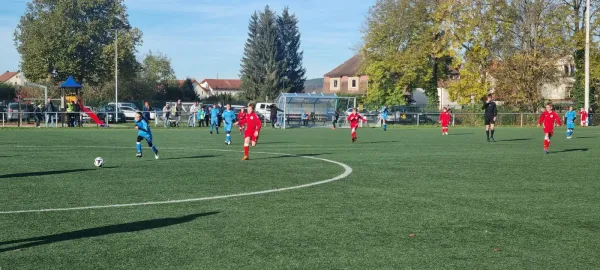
[198,79,243,97]
[0,71,27,86]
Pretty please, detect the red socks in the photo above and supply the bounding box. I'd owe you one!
[543,139,550,150]
[351,132,356,139]
[244,146,249,157]
[442,127,448,134]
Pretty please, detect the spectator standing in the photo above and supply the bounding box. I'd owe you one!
[589,107,594,126]
[198,106,206,127]
[204,107,210,127]
[74,100,82,127]
[45,98,56,128]
[66,100,75,127]
[163,103,171,128]
[188,102,198,127]
[175,99,186,127]
[269,104,283,128]
[143,101,151,121]
[34,104,43,128]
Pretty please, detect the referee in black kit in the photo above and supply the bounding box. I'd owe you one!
[482,94,498,142]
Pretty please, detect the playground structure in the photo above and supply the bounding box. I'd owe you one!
[60,76,105,127]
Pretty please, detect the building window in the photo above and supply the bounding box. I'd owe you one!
[348,77,359,91]
[330,77,340,91]
[351,79,356,88]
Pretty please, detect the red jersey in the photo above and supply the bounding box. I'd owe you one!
[347,113,366,128]
[539,111,561,132]
[238,112,246,122]
[439,112,451,126]
[580,111,588,121]
[239,112,262,132]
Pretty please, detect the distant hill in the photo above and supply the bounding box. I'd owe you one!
[303,78,324,93]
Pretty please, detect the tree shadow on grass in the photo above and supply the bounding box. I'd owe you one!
[496,138,533,142]
[258,153,332,160]
[552,148,589,153]
[0,212,219,253]
[159,155,216,161]
[0,168,118,179]
[576,136,597,139]
[256,141,291,145]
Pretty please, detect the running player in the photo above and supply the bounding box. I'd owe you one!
[235,103,262,160]
[538,103,562,154]
[381,105,389,131]
[222,104,236,145]
[347,108,367,143]
[134,112,159,159]
[580,108,588,127]
[237,107,246,135]
[565,106,577,139]
[209,104,220,134]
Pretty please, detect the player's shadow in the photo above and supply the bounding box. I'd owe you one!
[0,168,101,179]
[553,148,589,153]
[0,212,219,253]
[367,141,400,144]
[496,138,532,142]
[576,136,597,139]
[257,141,290,145]
[448,133,474,136]
[261,153,331,159]
[159,155,216,161]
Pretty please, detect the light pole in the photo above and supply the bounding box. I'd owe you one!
[585,0,590,111]
[114,29,118,123]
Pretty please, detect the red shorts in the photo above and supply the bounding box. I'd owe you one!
[244,130,258,142]
[441,122,449,127]
[543,128,554,136]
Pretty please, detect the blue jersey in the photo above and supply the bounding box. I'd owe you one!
[565,111,577,128]
[381,106,388,117]
[135,118,152,139]
[210,107,220,120]
[222,110,236,125]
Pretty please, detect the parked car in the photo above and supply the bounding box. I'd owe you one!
[108,102,139,111]
[255,103,275,118]
[81,106,93,122]
[97,105,127,123]
[119,105,138,120]
[6,102,35,122]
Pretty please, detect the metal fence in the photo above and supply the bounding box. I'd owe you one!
[1,111,598,128]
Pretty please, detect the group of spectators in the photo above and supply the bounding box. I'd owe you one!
[159,100,227,128]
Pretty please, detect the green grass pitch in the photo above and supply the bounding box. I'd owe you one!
[1,126,599,269]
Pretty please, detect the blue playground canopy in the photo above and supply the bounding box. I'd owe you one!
[60,76,82,88]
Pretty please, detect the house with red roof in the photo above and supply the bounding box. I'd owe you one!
[199,79,242,96]
[0,71,27,86]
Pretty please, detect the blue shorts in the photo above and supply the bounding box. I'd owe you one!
[381,114,388,120]
[211,118,219,125]
[224,123,233,132]
[137,135,152,144]
[567,123,575,129]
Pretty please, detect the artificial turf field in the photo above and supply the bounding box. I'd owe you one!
[0,126,599,269]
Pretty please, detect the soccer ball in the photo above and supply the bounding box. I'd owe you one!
[94,157,104,167]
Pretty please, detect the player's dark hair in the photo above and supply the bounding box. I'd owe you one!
[247,103,255,109]
[136,112,143,117]
[546,102,553,107]
[487,94,493,98]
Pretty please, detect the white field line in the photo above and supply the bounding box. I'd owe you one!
[0,148,353,214]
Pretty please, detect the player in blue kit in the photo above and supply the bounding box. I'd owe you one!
[209,104,220,134]
[222,104,237,145]
[381,105,389,131]
[565,106,577,139]
[134,112,159,159]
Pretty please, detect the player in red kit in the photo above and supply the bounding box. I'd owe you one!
[347,108,367,143]
[439,107,451,135]
[537,103,562,154]
[580,108,588,127]
[235,103,262,160]
[237,107,246,135]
